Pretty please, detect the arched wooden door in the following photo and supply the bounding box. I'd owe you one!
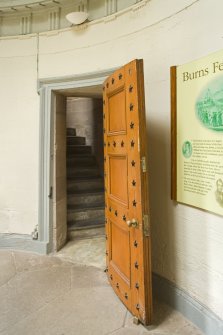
[103,59,152,325]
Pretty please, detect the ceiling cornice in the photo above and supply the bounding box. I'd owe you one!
[0,0,74,14]
[0,0,59,6]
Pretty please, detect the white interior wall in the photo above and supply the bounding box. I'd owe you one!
[0,36,39,235]
[0,0,223,321]
[117,0,135,12]
[1,16,20,36]
[32,11,50,33]
[88,0,106,20]
[67,97,96,146]
[66,97,104,174]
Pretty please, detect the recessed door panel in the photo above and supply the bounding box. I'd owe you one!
[108,89,126,133]
[109,155,128,205]
[110,219,130,281]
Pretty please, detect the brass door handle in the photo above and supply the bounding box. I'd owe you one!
[126,219,138,228]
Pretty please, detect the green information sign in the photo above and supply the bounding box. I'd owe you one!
[171,50,223,216]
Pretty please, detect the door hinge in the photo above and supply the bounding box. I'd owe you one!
[48,186,53,199]
[143,214,150,236]
[141,156,147,173]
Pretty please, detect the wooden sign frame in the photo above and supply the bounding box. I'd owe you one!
[171,66,177,201]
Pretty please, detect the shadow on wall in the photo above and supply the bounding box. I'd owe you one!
[147,119,176,281]
[147,117,209,323]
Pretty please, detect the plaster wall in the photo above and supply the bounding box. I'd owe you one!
[67,97,99,147]
[66,97,104,174]
[1,17,19,36]
[0,36,39,235]
[0,0,223,322]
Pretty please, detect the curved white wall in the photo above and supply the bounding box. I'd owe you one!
[0,0,223,321]
[0,36,39,235]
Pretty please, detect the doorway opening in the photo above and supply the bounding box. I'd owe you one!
[38,68,115,255]
[53,86,106,268]
[39,62,152,325]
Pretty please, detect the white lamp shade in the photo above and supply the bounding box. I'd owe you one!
[66,11,89,25]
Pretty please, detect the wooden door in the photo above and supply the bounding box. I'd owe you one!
[103,59,152,325]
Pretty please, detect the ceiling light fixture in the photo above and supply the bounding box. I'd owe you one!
[66,11,89,25]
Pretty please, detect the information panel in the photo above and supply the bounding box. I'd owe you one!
[172,50,223,216]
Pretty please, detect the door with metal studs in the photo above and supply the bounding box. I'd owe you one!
[103,59,152,325]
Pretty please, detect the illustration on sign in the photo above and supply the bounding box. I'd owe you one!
[182,141,192,158]
[196,77,223,131]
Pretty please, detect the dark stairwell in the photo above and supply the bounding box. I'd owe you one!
[66,127,105,235]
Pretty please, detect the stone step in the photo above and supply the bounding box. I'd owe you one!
[67,167,101,179]
[67,155,96,166]
[67,136,86,146]
[67,206,105,222]
[67,178,104,193]
[67,145,92,155]
[68,226,105,239]
[67,192,105,207]
[67,128,76,136]
[68,200,104,210]
[68,215,105,230]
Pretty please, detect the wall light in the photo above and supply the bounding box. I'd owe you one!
[66,11,89,25]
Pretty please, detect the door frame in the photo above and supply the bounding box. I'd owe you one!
[38,68,116,253]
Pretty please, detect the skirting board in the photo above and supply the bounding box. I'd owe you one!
[153,273,223,335]
[0,234,48,254]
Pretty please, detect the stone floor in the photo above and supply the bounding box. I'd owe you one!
[57,227,106,269]
[0,231,204,335]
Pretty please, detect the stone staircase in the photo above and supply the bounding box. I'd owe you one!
[66,128,105,234]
